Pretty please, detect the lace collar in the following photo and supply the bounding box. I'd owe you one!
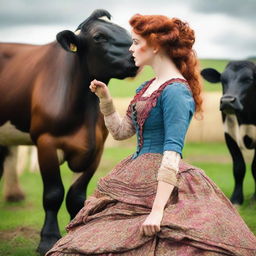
[139,77,189,100]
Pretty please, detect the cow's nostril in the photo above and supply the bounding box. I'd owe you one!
[220,96,236,104]
[230,97,236,103]
[220,95,243,113]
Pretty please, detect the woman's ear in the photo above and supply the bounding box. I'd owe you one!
[153,46,160,54]
[56,30,80,53]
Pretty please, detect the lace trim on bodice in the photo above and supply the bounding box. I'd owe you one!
[127,78,189,149]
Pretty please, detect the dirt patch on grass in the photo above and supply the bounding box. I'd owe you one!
[2,201,35,211]
[0,226,39,241]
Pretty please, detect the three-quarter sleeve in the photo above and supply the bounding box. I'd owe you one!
[99,98,136,141]
[161,83,195,156]
[104,112,135,140]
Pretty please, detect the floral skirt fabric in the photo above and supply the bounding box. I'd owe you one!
[46,153,256,256]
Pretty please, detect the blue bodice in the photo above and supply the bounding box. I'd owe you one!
[128,79,195,159]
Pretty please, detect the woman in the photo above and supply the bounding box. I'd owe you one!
[46,14,256,256]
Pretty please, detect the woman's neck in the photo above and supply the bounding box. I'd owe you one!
[150,52,184,83]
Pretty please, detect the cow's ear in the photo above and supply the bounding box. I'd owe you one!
[56,30,79,53]
[201,68,221,83]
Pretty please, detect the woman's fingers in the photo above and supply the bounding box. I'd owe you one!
[89,79,107,97]
[145,226,152,236]
[140,210,162,236]
[89,84,95,92]
[155,225,161,232]
[141,224,160,236]
[91,79,106,88]
[93,79,106,87]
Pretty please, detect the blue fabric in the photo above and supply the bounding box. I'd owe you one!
[132,82,195,159]
[135,81,148,94]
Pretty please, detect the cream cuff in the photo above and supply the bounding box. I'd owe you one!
[157,151,181,187]
[99,98,115,116]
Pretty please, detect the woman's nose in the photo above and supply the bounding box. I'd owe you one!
[129,45,133,53]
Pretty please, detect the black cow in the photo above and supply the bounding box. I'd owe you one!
[201,61,256,205]
[0,9,137,255]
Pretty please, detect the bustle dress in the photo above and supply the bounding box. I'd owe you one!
[46,79,256,256]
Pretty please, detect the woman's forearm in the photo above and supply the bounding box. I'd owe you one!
[152,181,175,212]
[104,111,135,140]
[152,151,180,211]
[89,80,135,140]
[99,98,135,140]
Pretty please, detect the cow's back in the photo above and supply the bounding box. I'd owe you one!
[0,42,55,130]
[0,43,40,73]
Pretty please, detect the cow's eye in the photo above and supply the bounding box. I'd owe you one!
[241,77,253,83]
[93,34,108,43]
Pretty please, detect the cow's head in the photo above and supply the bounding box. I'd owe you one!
[56,9,138,81]
[201,61,256,114]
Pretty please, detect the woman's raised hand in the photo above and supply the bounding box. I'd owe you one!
[89,79,111,100]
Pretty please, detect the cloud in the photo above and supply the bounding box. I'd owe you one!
[0,0,255,59]
[188,0,256,22]
[213,28,256,59]
[0,0,122,27]
[1,0,255,26]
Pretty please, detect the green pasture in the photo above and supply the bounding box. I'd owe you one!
[0,141,256,256]
[108,58,229,97]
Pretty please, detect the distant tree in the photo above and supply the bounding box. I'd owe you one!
[247,56,256,62]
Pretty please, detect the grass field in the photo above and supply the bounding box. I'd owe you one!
[1,58,255,255]
[0,141,256,256]
[108,58,229,97]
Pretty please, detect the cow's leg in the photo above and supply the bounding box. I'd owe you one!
[0,145,9,179]
[66,151,103,219]
[251,149,256,201]
[3,146,25,202]
[36,135,64,255]
[225,133,246,204]
[66,169,95,219]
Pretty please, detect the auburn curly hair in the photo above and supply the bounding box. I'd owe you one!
[129,14,203,115]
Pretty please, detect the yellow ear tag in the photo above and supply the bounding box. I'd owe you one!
[70,43,77,52]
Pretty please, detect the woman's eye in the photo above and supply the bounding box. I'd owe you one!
[132,39,138,45]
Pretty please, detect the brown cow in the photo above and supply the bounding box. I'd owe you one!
[0,9,137,255]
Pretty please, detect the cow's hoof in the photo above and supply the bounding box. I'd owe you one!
[249,194,256,206]
[230,194,243,205]
[5,192,25,202]
[251,194,256,201]
[36,235,60,256]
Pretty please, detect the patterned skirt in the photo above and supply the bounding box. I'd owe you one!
[46,153,256,256]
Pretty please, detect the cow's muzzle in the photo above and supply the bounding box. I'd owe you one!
[220,95,243,114]
[126,57,139,76]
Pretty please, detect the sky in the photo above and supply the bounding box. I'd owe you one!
[0,0,255,59]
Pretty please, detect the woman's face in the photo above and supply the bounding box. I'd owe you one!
[129,30,155,67]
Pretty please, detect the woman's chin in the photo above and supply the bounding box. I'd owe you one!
[135,61,141,67]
